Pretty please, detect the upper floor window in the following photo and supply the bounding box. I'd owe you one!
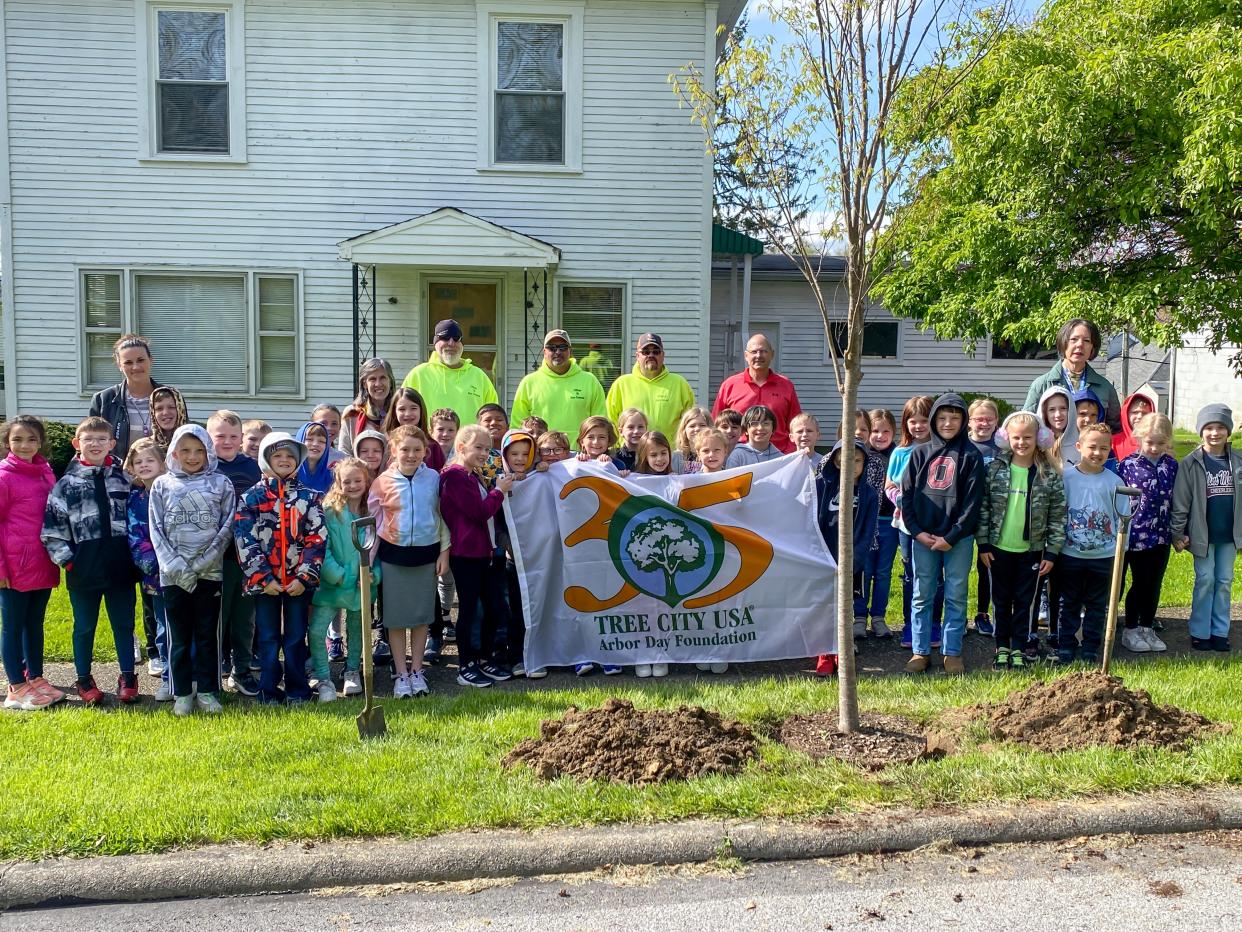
[990,337,1058,361]
[478,4,582,172]
[826,320,901,360]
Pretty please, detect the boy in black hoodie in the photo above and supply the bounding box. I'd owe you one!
[899,394,985,674]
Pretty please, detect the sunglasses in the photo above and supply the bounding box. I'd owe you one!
[639,347,663,356]
[545,343,570,352]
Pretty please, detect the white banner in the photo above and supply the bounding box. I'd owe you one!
[504,454,837,669]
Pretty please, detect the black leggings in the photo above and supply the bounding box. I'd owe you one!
[450,555,509,668]
[1123,545,1170,629]
[987,551,1041,651]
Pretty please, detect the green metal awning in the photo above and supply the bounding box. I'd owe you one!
[712,223,764,257]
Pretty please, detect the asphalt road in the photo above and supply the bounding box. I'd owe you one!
[6,831,1240,931]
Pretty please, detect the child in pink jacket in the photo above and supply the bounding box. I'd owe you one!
[1,416,65,710]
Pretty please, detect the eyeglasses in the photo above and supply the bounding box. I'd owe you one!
[539,446,568,455]
[545,343,570,353]
[639,347,663,356]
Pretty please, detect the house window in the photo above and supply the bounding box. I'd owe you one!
[560,283,626,391]
[479,4,582,171]
[990,337,1058,361]
[140,2,246,160]
[827,320,900,360]
[80,269,301,395]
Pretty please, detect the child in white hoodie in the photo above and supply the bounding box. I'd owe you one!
[150,424,237,715]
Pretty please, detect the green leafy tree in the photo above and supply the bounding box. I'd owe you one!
[875,0,1242,360]
[627,517,707,606]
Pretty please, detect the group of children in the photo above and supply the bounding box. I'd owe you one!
[1,356,1237,710]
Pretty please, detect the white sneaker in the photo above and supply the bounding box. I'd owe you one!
[1140,628,1167,652]
[154,681,173,702]
[318,681,337,702]
[342,670,363,696]
[147,656,167,676]
[195,692,224,714]
[635,664,652,678]
[172,695,193,716]
[651,663,669,677]
[1120,628,1150,653]
[409,669,430,697]
[393,673,412,699]
[526,667,548,679]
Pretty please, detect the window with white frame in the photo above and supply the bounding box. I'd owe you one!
[480,4,582,170]
[560,283,626,391]
[141,2,246,159]
[81,269,301,395]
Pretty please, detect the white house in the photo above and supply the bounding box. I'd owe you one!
[1169,335,1242,432]
[0,0,744,425]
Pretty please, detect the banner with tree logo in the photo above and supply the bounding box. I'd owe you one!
[504,455,837,669]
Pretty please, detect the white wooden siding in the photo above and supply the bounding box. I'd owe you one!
[709,274,1057,427]
[2,0,713,430]
[1171,335,1242,433]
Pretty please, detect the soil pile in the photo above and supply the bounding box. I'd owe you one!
[504,698,758,785]
[977,672,1219,752]
[780,712,933,770]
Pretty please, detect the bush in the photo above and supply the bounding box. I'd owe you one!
[41,420,77,477]
[957,392,1016,421]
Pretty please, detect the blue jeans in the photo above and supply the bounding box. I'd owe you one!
[1190,543,1236,639]
[858,521,899,620]
[151,593,170,682]
[254,591,313,701]
[68,585,137,679]
[900,531,943,627]
[0,588,51,683]
[911,537,974,656]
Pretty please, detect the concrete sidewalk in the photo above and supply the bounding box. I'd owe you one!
[3,789,1241,910]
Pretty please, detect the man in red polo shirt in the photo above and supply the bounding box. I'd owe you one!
[712,333,802,453]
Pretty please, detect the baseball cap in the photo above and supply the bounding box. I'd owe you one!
[434,319,463,342]
[543,329,571,347]
[636,333,663,350]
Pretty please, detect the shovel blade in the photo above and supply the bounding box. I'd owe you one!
[357,705,387,739]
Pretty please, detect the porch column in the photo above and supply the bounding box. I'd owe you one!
[740,253,752,352]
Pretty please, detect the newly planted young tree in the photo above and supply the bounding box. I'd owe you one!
[676,0,1012,731]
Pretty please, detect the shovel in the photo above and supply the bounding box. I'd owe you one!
[352,516,386,739]
[1100,486,1143,675]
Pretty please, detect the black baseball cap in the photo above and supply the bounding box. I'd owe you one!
[434,319,463,342]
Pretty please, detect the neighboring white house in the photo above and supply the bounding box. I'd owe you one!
[0,0,743,427]
[1170,335,1242,432]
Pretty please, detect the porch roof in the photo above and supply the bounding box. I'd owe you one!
[338,207,561,268]
[712,222,764,258]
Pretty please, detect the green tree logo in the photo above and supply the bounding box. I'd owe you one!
[625,516,707,607]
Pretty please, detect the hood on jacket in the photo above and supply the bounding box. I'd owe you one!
[1114,389,1159,460]
[164,424,218,477]
[928,393,970,448]
[537,359,584,380]
[1071,386,1106,424]
[425,352,481,374]
[1037,384,1074,457]
[823,438,869,478]
[500,428,538,472]
[352,428,390,473]
[295,421,334,492]
[628,360,671,382]
[149,385,188,449]
[257,431,308,477]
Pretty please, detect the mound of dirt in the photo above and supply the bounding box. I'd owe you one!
[977,671,1220,752]
[780,712,937,770]
[504,698,758,785]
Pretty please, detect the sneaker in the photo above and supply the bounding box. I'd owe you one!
[77,676,104,706]
[900,621,912,649]
[930,623,942,649]
[992,649,1010,670]
[974,615,995,637]
[173,695,194,716]
[1210,635,1231,652]
[853,618,868,640]
[1191,636,1213,651]
[1120,628,1150,653]
[249,658,262,673]
[154,681,173,702]
[409,670,430,697]
[479,662,513,682]
[601,664,623,675]
[511,661,526,677]
[1009,650,1027,670]
[195,692,224,714]
[229,674,260,697]
[814,654,837,677]
[372,640,393,664]
[318,681,338,702]
[147,656,167,676]
[258,688,287,705]
[342,670,363,695]
[526,667,548,679]
[1045,633,1059,651]
[635,664,652,678]
[904,654,930,673]
[1140,628,1167,652]
[651,663,668,677]
[871,618,892,639]
[5,683,39,711]
[1056,648,1077,665]
[116,672,139,704]
[423,636,443,665]
[456,664,494,688]
[327,636,345,662]
[28,676,65,705]
[575,662,596,677]
[943,655,965,676]
[444,624,457,642]
[393,673,413,699]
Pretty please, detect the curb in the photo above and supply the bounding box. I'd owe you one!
[4,788,1242,909]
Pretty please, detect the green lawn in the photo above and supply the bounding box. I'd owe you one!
[1,655,1239,861]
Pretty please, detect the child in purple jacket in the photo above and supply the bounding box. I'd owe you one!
[1118,413,1177,652]
[440,424,515,689]
[125,438,173,699]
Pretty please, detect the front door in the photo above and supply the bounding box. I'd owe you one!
[426,280,502,398]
